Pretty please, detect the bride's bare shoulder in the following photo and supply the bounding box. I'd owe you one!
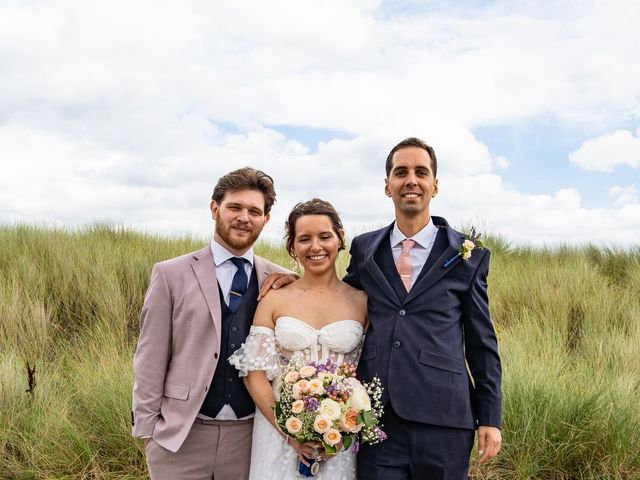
[341,282,367,303]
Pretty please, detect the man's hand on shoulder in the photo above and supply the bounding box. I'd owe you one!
[477,426,501,464]
[257,273,299,300]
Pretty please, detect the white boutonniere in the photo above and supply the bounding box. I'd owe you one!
[444,227,484,268]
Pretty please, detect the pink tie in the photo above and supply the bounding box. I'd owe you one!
[396,239,415,291]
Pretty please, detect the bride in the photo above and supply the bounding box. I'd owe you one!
[229,198,367,480]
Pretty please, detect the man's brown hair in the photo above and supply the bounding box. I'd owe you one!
[385,137,438,178]
[212,167,276,214]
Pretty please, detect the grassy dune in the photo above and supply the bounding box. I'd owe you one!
[0,225,639,479]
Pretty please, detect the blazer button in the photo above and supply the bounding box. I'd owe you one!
[230,343,236,349]
[393,340,401,348]
[228,377,233,382]
[231,326,238,332]
[399,309,406,316]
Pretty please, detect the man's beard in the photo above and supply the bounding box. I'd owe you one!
[215,219,261,251]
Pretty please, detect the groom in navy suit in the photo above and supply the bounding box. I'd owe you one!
[344,137,502,479]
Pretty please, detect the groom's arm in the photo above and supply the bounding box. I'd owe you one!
[462,249,502,428]
[461,249,503,463]
[131,263,173,438]
[342,237,363,290]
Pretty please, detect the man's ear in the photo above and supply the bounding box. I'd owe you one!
[384,177,391,197]
[432,178,439,197]
[210,200,218,220]
[263,212,271,225]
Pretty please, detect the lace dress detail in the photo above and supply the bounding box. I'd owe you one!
[229,317,365,480]
[229,326,279,381]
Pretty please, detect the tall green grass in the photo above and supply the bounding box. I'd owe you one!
[1,225,639,479]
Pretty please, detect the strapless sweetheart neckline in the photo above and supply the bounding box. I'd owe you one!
[275,316,363,332]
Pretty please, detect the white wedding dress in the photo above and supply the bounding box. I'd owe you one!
[230,316,365,480]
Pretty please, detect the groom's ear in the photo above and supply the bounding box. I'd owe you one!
[210,200,219,220]
[384,177,392,197]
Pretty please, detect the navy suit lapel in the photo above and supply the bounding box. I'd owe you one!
[364,223,402,305]
[374,233,408,303]
[405,219,464,303]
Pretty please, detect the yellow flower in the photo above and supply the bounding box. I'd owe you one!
[308,379,325,395]
[285,371,300,383]
[323,428,342,446]
[299,365,317,378]
[291,400,305,414]
[313,415,332,434]
[285,417,302,434]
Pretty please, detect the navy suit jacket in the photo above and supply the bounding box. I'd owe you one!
[344,216,502,430]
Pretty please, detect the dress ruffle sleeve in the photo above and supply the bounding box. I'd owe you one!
[228,326,278,381]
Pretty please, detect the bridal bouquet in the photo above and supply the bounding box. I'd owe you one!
[273,355,386,477]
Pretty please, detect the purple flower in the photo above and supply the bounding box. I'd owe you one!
[351,438,360,454]
[304,396,319,411]
[374,426,387,441]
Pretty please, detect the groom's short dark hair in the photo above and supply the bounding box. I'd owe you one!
[386,137,438,178]
[212,167,276,214]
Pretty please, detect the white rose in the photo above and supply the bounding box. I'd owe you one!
[350,386,372,412]
[463,239,475,250]
[319,398,341,421]
[462,249,472,260]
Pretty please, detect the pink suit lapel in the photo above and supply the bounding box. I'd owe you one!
[190,247,223,346]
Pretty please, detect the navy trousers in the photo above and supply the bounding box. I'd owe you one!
[357,404,475,480]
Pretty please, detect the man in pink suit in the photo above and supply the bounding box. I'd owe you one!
[132,167,290,479]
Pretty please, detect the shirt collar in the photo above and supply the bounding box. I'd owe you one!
[390,218,437,249]
[210,238,254,267]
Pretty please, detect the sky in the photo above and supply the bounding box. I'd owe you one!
[1,0,639,247]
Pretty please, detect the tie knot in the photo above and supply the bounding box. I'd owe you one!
[401,239,416,254]
[230,257,246,269]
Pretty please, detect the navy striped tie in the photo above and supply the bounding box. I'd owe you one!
[228,257,248,313]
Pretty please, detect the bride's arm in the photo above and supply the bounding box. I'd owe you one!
[242,295,278,426]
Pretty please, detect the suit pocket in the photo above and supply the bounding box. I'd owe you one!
[163,381,190,400]
[418,348,464,374]
[360,344,377,361]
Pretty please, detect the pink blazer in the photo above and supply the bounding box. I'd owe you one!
[132,245,289,452]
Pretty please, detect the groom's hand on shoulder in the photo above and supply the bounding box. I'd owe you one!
[477,426,502,464]
[258,273,299,300]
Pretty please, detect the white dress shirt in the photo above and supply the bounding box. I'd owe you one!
[390,219,438,289]
[210,239,254,307]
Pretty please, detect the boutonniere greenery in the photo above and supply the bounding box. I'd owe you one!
[443,227,484,268]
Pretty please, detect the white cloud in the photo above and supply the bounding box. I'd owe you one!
[569,129,640,172]
[1,0,640,246]
[609,185,638,207]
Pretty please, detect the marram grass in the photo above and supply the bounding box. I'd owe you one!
[0,225,639,479]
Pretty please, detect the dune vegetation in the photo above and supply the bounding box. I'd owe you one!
[0,225,639,479]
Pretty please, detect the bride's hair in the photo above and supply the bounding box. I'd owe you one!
[284,198,345,259]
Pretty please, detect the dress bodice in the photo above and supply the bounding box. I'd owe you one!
[229,317,365,383]
[274,316,364,366]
